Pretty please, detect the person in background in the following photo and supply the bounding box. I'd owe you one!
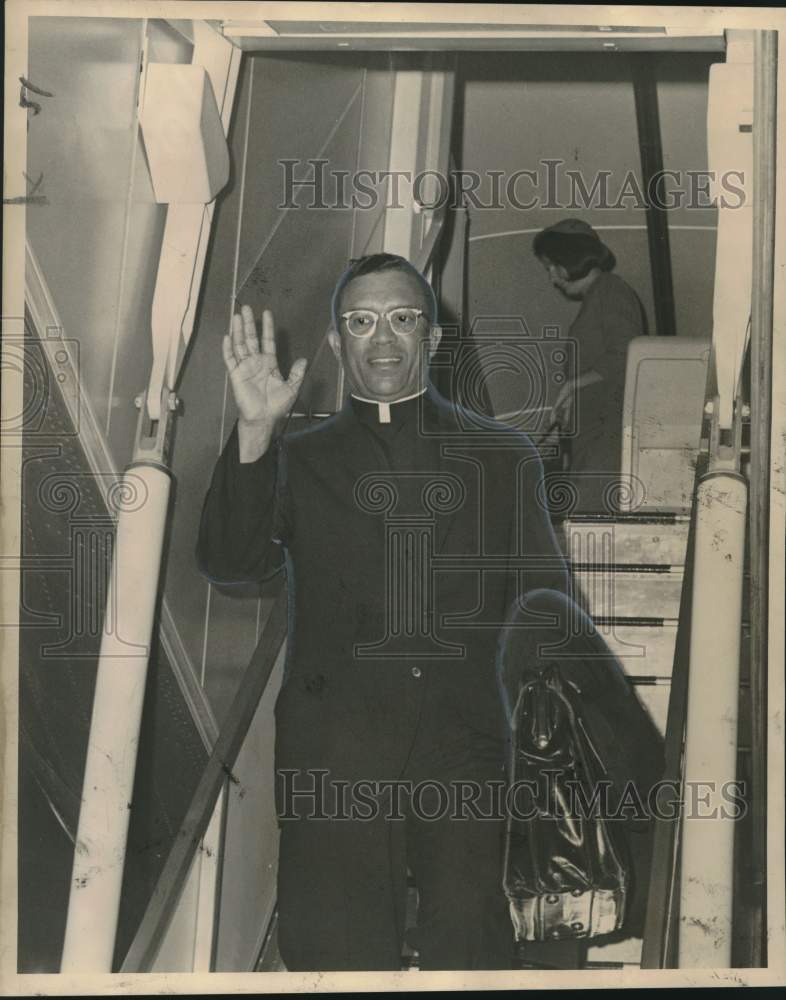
[533,219,647,513]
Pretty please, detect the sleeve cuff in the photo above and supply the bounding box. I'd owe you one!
[226,421,277,482]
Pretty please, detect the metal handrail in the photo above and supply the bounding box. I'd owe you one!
[640,355,754,968]
[641,28,775,969]
[639,408,706,968]
[746,27,777,968]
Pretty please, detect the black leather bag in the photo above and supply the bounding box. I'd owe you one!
[502,663,629,943]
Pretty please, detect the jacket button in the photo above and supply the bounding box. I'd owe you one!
[411,666,422,678]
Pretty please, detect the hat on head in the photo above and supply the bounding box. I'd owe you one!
[533,218,616,277]
[540,218,601,240]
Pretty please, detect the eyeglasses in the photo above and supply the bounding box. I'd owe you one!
[340,307,426,338]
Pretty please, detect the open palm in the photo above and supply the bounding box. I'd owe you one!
[222,305,307,430]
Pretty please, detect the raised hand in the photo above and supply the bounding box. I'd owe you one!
[222,305,307,461]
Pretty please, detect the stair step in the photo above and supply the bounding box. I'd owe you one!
[573,567,684,619]
[602,621,750,680]
[571,563,750,622]
[562,517,689,567]
[634,685,670,735]
[586,936,643,965]
[628,680,751,742]
[602,623,678,678]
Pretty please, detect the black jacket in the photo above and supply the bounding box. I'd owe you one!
[196,385,570,784]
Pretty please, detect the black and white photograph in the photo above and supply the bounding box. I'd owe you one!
[2,2,785,992]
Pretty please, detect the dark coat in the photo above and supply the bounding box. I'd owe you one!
[563,271,647,512]
[196,384,570,788]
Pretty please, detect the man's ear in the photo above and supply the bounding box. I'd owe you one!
[328,327,342,363]
[428,324,442,359]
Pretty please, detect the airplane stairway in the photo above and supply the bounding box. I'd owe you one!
[257,510,751,972]
[563,511,750,970]
[401,510,751,971]
[395,511,699,971]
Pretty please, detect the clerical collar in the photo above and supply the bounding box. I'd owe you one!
[350,387,427,424]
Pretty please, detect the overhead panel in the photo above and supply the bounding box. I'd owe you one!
[265,22,664,35]
[220,20,725,52]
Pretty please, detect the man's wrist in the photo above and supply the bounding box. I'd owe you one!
[237,418,275,463]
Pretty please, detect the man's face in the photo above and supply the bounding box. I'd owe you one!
[329,269,440,401]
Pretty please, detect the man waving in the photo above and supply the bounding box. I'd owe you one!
[197,253,570,971]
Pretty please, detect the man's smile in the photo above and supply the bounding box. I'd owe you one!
[367,356,403,366]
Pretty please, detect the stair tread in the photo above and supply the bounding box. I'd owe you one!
[570,563,682,571]
[632,684,751,741]
[560,517,690,568]
[572,571,684,619]
[587,936,643,964]
[561,513,690,524]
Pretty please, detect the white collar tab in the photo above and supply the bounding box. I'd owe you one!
[351,387,427,424]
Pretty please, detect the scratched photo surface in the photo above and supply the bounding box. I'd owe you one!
[2,2,785,994]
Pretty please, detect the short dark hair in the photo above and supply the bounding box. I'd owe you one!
[331,253,438,330]
[532,231,616,281]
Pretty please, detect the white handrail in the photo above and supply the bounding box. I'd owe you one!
[677,471,747,966]
[60,22,241,972]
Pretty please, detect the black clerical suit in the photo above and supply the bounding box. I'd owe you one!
[196,384,570,971]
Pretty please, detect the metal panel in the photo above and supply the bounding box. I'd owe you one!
[26,16,145,438]
[214,652,286,971]
[633,57,677,338]
[621,338,711,511]
[383,55,455,265]
[351,62,398,258]
[707,39,754,431]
